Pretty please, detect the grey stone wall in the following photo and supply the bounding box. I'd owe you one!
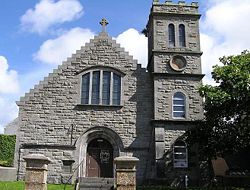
[4,118,18,135]
[164,129,186,150]
[15,1,205,185]
[147,1,204,184]
[153,53,202,74]
[147,1,201,73]
[152,16,200,52]
[152,2,199,15]
[153,123,200,184]
[154,76,203,121]
[18,148,74,183]
[15,33,153,183]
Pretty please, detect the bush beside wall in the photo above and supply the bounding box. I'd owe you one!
[0,135,16,167]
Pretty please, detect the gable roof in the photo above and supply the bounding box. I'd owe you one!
[16,32,142,106]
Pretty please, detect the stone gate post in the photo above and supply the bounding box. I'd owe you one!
[23,154,51,190]
[114,156,139,190]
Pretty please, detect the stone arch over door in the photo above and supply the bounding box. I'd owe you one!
[75,126,124,178]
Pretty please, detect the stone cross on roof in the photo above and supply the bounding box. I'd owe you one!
[100,18,109,32]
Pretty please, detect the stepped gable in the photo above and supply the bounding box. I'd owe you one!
[16,28,141,106]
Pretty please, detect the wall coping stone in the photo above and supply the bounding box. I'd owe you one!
[152,72,205,79]
[23,154,52,163]
[21,144,76,150]
[114,156,139,162]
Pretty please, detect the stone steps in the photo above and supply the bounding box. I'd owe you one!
[78,177,114,190]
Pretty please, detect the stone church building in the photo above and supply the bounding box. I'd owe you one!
[14,0,204,185]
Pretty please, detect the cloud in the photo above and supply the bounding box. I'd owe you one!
[0,64,57,134]
[200,0,250,85]
[34,27,95,65]
[0,125,3,134]
[0,56,19,94]
[35,27,148,66]
[21,0,83,34]
[0,95,18,134]
[0,56,19,133]
[116,28,148,67]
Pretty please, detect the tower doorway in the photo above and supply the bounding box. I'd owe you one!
[86,138,113,178]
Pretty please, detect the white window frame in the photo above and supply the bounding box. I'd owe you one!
[173,140,188,168]
[80,69,122,106]
[172,92,186,119]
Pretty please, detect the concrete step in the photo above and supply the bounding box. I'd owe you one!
[78,177,114,190]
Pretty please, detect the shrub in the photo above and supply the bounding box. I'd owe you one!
[137,187,245,190]
[0,134,16,167]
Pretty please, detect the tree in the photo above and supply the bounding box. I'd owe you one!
[186,50,250,159]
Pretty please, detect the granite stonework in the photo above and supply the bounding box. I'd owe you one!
[115,156,139,190]
[4,117,18,135]
[15,1,204,186]
[154,76,203,120]
[15,32,153,184]
[147,0,204,184]
[24,154,51,190]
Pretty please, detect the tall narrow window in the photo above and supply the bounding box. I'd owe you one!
[179,24,186,47]
[81,73,90,104]
[173,92,186,118]
[173,140,188,168]
[112,73,121,105]
[91,71,100,104]
[102,71,111,105]
[168,24,175,47]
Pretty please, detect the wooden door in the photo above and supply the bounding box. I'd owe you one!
[86,138,113,178]
[86,148,100,177]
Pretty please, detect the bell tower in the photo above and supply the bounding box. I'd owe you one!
[146,0,204,181]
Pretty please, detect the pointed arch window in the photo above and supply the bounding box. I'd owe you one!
[179,24,186,47]
[173,92,186,118]
[168,24,175,47]
[81,70,121,105]
[173,140,188,168]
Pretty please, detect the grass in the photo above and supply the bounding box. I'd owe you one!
[0,181,74,190]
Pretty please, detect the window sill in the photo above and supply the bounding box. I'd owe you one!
[172,117,186,120]
[75,104,123,110]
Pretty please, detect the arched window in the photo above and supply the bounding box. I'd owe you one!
[173,140,188,168]
[179,24,186,47]
[173,92,186,118]
[168,24,175,47]
[81,70,121,105]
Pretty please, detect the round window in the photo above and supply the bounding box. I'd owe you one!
[170,55,187,71]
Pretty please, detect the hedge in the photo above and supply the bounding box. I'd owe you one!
[0,134,16,167]
[138,187,244,190]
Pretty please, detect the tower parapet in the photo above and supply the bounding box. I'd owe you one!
[146,0,202,69]
[151,0,199,15]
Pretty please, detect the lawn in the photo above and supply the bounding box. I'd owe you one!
[0,181,74,190]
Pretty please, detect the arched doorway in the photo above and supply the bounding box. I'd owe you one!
[86,138,113,178]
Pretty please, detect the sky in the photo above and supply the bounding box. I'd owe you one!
[0,0,250,133]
